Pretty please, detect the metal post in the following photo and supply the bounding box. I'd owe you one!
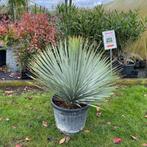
[110,49,113,74]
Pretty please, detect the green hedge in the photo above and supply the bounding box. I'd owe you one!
[57,5,145,51]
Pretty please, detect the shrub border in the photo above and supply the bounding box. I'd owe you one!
[0,80,34,87]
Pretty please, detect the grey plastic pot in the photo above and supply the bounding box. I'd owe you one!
[51,96,89,134]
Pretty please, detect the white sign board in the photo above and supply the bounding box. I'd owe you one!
[102,30,117,50]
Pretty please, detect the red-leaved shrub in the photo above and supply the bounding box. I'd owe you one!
[0,16,11,46]
[12,13,56,53]
[0,13,57,70]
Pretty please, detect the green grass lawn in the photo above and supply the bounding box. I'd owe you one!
[0,86,147,147]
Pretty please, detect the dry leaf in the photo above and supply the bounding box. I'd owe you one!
[26,96,33,100]
[96,112,102,117]
[130,135,138,141]
[5,90,14,96]
[25,137,31,141]
[107,122,111,125]
[12,125,17,129]
[59,137,66,144]
[65,136,70,143]
[96,106,101,112]
[42,121,48,127]
[9,73,15,78]
[59,136,70,144]
[84,129,90,133]
[144,115,147,118]
[96,106,102,117]
[113,137,122,144]
[24,86,28,91]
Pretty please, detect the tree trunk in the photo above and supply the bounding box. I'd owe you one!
[69,0,72,6]
[65,0,68,5]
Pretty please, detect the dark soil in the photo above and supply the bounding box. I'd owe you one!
[0,72,21,80]
[0,66,21,80]
[1,86,43,96]
[53,96,87,109]
[0,66,32,80]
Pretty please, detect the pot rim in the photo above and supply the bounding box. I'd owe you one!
[51,96,89,112]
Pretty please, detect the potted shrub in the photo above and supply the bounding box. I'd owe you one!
[30,37,118,134]
[0,13,56,79]
[118,53,138,78]
[11,13,56,79]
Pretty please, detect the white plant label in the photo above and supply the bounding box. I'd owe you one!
[102,30,117,50]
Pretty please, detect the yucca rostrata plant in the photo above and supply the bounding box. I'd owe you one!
[30,37,118,134]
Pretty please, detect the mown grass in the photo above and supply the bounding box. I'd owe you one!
[0,85,147,147]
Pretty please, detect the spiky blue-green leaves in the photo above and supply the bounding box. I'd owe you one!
[30,37,118,104]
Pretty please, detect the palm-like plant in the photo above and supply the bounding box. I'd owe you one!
[30,37,118,105]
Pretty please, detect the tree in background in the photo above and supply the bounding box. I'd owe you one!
[8,0,28,20]
[65,0,72,6]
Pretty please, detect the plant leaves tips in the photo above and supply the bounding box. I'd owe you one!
[30,37,118,105]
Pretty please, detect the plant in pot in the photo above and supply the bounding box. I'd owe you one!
[118,52,139,78]
[9,13,56,79]
[29,37,118,134]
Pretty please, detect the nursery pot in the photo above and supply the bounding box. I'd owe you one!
[21,69,32,80]
[121,64,138,78]
[51,96,89,134]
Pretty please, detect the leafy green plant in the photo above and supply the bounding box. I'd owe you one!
[106,10,145,50]
[8,0,28,20]
[30,37,118,105]
[56,5,145,52]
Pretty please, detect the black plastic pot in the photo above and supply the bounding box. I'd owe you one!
[51,96,89,134]
[21,69,32,80]
[121,64,138,78]
[134,60,146,69]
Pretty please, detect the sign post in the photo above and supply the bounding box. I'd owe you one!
[102,30,117,73]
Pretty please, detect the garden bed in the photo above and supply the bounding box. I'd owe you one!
[0,85,146,146]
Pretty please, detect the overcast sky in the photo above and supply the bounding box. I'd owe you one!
[30,0,113,9]
[0,0,113,9]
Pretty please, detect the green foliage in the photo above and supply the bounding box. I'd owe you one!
[8,0,28,20]
[30,5,48,14]
[56,5,145,51]
[106,10,145,50]
[30,37,117,104]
